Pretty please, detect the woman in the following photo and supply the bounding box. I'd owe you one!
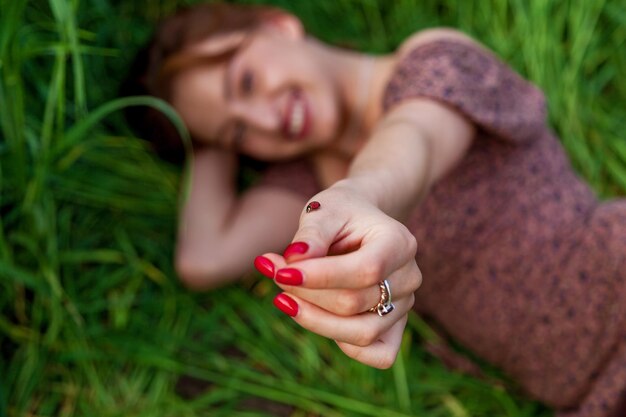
[123,3,626,416]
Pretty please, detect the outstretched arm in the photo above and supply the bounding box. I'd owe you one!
[343,96,474,219]
[260,90,475,368]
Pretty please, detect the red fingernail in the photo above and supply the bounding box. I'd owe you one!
[283,241,309,259]
[274,293,298,317]
[275,268,303,286]
[254,256,274,279]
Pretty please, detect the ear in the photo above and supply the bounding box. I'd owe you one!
[261,11,304,40]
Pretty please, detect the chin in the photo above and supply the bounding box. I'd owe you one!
[306,89,342,145]
[244,145,312,163]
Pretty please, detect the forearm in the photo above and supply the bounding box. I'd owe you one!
[332,100,474,220]
[340,121,432,220]
[175,148,240,285]
[176,149,304,289]
[177,148,237,255]
[178,190,302,289]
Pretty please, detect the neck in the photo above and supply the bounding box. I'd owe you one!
[306,37,397,157]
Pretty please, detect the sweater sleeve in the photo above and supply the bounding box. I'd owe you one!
[383,39,547,144]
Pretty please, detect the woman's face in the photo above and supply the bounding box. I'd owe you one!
[170,23,344,161]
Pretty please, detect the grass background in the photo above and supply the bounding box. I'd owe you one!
[1,0,625,416]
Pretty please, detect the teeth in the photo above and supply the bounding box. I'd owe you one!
[289,101,304,136]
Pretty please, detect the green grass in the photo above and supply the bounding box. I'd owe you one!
[1,0,625,416]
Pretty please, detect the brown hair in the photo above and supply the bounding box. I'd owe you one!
[120,3,282,164]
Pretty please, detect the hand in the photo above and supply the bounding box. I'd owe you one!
[256,183,422,369]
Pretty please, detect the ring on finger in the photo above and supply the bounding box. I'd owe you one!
[368,279,395,317]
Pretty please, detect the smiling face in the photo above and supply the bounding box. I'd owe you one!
[169,21,345,161]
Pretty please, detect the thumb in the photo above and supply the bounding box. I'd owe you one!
[283,200,345,263]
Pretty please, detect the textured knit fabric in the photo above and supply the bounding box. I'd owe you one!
[259,39,626,415]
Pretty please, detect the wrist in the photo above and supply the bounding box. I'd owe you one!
[331,170,424,221]
[329,177,382,208]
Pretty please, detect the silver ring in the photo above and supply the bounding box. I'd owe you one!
[368,280,395,317]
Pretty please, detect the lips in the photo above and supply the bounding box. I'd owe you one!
[282,89,311,141]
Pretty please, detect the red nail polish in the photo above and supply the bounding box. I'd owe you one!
[274,293,298,317]
[275,268,303,286]
[283,241,309,259]
[254,256,274,279]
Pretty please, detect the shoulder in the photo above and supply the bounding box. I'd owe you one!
[384,28,546,146]
[396,28,490,59]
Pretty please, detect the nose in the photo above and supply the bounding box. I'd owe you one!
[231,99,281,135]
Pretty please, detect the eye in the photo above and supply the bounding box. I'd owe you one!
[231,120,247,149]
[240,70,254,95]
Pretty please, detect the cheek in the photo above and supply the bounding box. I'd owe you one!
[178,108,215,145]
[170,67,226,145]
[307,80,343,141]
[247,42,343,142]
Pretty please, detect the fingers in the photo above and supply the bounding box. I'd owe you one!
[277,261,421,316]
[283,192,414,266]
[256,253,422,316]
[336,315,408,369]
[273,289,410,369]
[276,226,417,289]
[277,189,417,289]
[282,202,348,262]
[255,192,418,369]
[274,291,415,347]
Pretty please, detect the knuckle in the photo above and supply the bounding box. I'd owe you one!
[355,327,379,347]
[396,223,418,256]
[360,259,384,286]
[320,274,332,290]
[342,344,365,363]
[375,350,398,369]
[406,233,418,257]
[415,267,423,289]
[335,291,362,316]
[408,293,416,310]
[411,264,423,290]
[295,224,324,244]
[339,342,396,369]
